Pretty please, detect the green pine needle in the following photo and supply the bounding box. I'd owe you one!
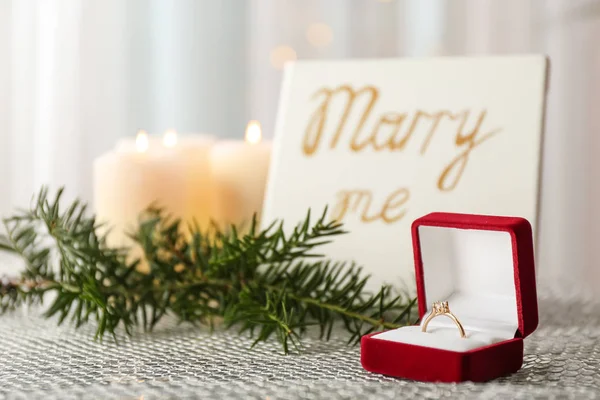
[0,187,416,354]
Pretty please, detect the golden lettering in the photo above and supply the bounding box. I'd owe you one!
[352,113,407,152]
[303,84,502,193]
[437,110,499,191]
[330,187,410,225]
[380,188,410,223]
[303,85,379,156]
[384,110,466,153]
[330,189,371,223]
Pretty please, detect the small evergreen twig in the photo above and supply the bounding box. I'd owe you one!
[0,188,415,353]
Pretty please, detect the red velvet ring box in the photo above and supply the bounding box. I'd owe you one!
[361,212,538,383]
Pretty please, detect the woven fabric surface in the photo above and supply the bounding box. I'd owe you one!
[1,295,599,400]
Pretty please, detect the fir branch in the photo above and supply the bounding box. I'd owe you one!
[0,188,416,354]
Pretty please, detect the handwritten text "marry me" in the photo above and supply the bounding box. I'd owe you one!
[301,85,500,224]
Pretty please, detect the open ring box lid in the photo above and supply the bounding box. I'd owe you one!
[360,212,539,383]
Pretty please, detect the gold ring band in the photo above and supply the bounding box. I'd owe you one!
[421,301,466,338]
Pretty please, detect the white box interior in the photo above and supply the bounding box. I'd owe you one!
[373,225,519,352]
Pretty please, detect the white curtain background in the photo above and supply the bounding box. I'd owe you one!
[0,0,599,296]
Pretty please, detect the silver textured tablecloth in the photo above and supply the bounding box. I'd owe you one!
[1,294,600,399]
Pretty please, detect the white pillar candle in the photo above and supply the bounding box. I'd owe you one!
[168,133,216,230]
[210,121,272,231]
[93,131,215,254]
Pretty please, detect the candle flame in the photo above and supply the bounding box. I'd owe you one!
[136,130,149,153]
[245,120,262,144]
[163,129,178,148]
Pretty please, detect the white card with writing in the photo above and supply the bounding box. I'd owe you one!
[263,56,547,291]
